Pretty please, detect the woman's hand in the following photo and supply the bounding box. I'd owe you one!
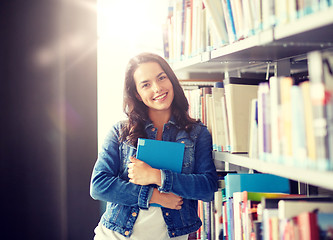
[128,156,161,186]
[150,188,183,210]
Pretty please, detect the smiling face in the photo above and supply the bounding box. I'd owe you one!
[134,62,174,117]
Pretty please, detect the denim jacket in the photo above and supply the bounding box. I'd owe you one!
[90,117,218,238]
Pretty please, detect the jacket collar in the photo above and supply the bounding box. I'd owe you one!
[144,115,180,130]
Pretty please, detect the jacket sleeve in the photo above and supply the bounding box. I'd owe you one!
[158,125,218,202]
[90,124,153,210]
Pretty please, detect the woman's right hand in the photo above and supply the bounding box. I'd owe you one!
[150,188,183,210]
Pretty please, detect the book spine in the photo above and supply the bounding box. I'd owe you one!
[308,51,332,170]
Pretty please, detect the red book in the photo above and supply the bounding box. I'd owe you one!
[296,211,319,240]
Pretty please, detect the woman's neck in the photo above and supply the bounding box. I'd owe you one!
[149,110,171,140]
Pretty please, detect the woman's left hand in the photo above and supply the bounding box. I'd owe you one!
[128,156,161,186]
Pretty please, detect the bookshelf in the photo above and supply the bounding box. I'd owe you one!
[170,6,333,75]
[165,2,333,190]
[165,2,333,239]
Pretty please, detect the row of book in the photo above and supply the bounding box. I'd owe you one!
[252,50,333,170]
[163,0,333,62]
[184,77,264,154]
[183,49,333,171]
[196,172,333,240]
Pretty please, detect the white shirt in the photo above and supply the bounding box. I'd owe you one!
[94,207,189,240]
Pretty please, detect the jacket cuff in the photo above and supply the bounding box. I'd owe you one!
[158,169,173,193]
[138,185,154,210]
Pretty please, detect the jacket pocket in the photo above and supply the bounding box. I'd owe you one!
[176,137,194,174]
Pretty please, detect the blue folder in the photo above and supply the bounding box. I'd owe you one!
[136,138,185,173]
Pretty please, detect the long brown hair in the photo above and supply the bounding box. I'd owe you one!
[119,52,197,147]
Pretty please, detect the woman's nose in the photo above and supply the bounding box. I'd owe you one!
[152,82,162,93]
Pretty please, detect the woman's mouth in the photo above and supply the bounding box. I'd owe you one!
[153,92,168,101]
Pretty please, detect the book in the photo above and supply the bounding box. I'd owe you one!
[257,82,271,161]
[278,200,333,220]
[262,208,278,240]
[200,87,213,125]
[317,212,333,239]
[248,98,258,159]
[269,76,284,164]
[221,0,237,43]
[221,95,231,151]
[241,0,255,36]
[224,77,266,153]
[211,85,226,151]
[214,189,223,240]
[261,195,333,210]
[307,50,333,170]
[300,80,317,167]
[136,138,185,173]
[296,211,319,240]
[224,173,290,200]
[232,192,243,240]
[280,77,294,165]
[291,84,307,167]
[202,0,228,46]
[136,138,185,207]
[206,93,214,134]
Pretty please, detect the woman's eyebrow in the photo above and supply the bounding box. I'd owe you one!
[156,72,165,78]
[139,79,150,85]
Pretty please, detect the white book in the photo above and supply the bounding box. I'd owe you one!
[233,192,243,240]
[224,77,263,153]
[262,208,278,240]
[269,76,283,163]
[278,200,333,220]
[202,0,229,45]
[221,95,231,151]
[212,87,226,151]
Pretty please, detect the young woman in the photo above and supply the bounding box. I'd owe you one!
[90,52,218,239]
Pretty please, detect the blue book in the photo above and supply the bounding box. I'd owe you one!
[136,138,185,173]
[225,173,290,199]
[136,138,185,208]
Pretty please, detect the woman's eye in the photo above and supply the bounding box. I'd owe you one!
[159,75,166,81]
[142,83,150,88]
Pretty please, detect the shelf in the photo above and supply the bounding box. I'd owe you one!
[170,7,333,74]
[274,6,333,43]
[213,152,333,191]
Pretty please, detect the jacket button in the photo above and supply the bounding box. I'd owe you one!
[165,212,169,216]
[181,141,185,144]
[125,231,129,236]
[151,128,155,131]
[132,212,137,217]
[172,232,175,236]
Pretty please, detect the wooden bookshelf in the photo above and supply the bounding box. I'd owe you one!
[213,152,333,191]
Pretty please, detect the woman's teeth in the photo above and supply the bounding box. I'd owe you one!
[154,93,167,100]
